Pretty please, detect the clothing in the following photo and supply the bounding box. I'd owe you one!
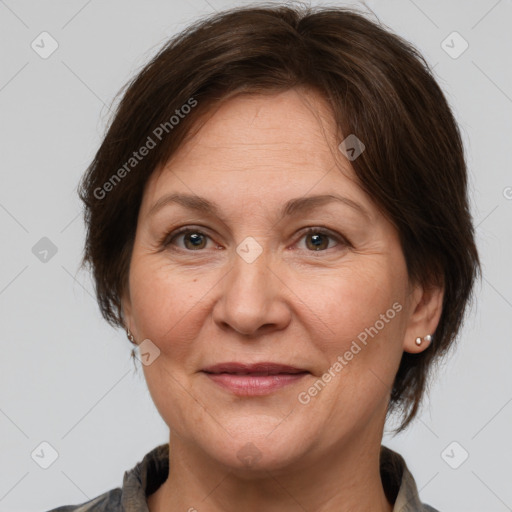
[46,443,440,511]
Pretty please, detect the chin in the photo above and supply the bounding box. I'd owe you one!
[191,416,315,475]
[214,441,305,476]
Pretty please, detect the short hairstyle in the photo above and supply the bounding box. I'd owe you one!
[78,2,480,432]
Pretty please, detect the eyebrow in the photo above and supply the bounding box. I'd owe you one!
[147,192,371,221]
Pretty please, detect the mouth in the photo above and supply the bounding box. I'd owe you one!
[202,362,308,375]
[201,362,310,396]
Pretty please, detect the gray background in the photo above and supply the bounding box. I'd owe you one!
[0,0,511,510]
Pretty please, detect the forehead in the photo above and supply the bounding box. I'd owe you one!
[142,89,367,215]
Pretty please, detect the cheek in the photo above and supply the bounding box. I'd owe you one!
[316,262,405,342]
[130,258,209,425]
[129,256,205,341]
[306,261,408,407]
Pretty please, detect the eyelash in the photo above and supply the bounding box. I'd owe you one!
[160,226,351,253]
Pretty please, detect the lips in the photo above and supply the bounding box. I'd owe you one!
[202,362,308,375]
[201,362,309,396]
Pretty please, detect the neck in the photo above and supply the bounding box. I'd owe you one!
[147,424,394,512]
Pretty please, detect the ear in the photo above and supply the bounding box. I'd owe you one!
[403,280,444,354]
[121,286,138,344]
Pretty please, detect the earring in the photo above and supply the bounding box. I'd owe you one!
[415,334,432,346]
[126,327,136,345]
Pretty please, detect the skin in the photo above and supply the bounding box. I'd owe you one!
[122,87,444,512]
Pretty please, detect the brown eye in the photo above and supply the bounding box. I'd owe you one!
[298,228,345,252]
[182,232,208,250]
[304,232,330,251]
[165,228,212,251]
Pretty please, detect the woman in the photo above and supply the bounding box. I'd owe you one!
[48,3,480,511]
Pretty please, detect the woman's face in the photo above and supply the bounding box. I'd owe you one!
[123,88,432,472]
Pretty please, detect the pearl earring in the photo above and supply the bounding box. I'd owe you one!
[126,328,136,345]
[415,334,432,346]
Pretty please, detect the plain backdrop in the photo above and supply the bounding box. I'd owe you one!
[0,0,511,511]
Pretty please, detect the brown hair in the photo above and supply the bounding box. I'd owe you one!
[78,2,480,432]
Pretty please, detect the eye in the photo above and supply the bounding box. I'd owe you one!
[163,227,216,251]
[161,226,349,253]
[295,227,347,252]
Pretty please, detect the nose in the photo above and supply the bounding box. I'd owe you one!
[212,242,291,338]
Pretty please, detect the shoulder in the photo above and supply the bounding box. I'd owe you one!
[397,466,441,511]
[45,487,122,512]
[380,445,441,512]
[45,443,169,512]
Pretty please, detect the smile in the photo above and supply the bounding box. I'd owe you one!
[201,362,310,396]
[203,373,309,396]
